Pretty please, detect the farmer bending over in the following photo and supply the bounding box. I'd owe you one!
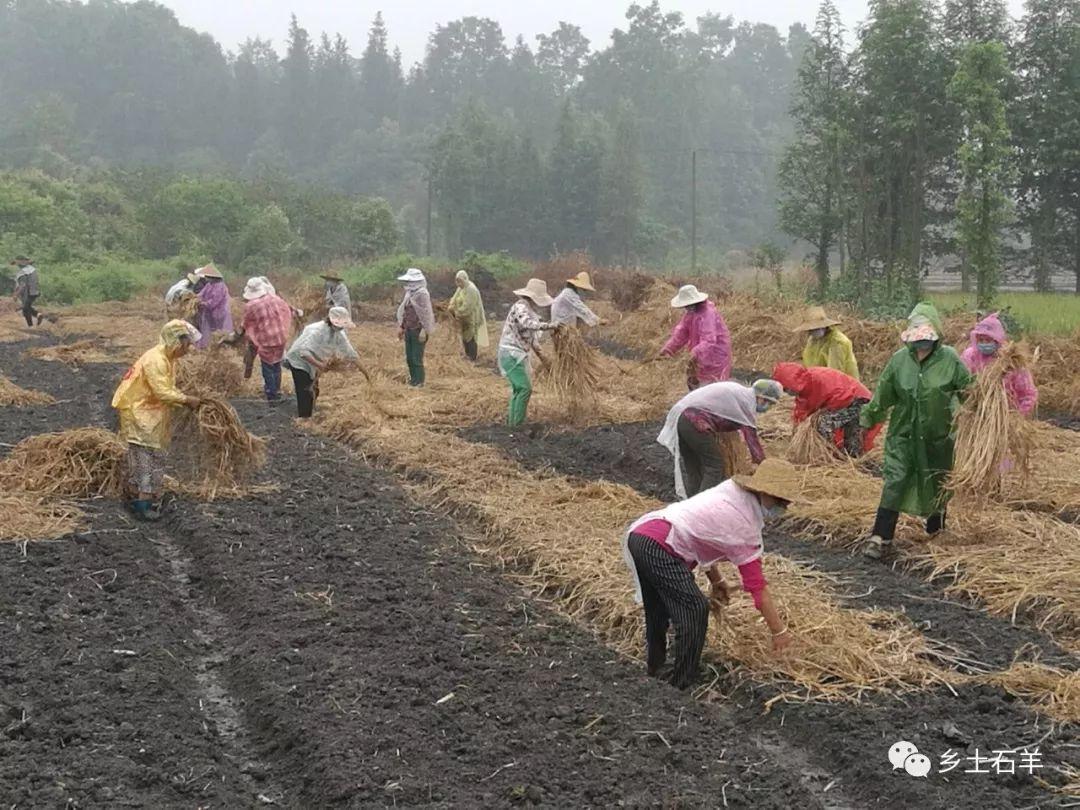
[658,284,732,390]
[111,320,202,521]
[622,459,799,690]
[860,303,971,560]
[284,307,360,418]
[658,379,780,498]
[772,362,881,457]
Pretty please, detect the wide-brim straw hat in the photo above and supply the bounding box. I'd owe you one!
[732,458,805,504]
[10,255,31,265]
[793,306,841,332]
[196,263,223,279]
[514,278,554,307]
[567,271,595,292]
[185,273,199,285]
[243,277,270,301]
[328,306,355,328]
[320,272,344,282]
[397,268,426,283]
[670,284,708,308]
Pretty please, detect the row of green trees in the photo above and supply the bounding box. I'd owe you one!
[0,1,807,264]
[0,170,399,275]
[779,0,1080,307]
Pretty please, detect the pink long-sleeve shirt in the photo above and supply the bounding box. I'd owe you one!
[661,301,732,385]
[959,314,1038,415]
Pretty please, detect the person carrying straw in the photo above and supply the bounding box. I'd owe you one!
[497,278,557,427]
[658,379,781,498]
[447,269,488,361]
[550,271,603,329]
[772,362,881,457]
[111,320,202,521]
[226,277,295,404]
[621,458,800,690]
[396,268,436,386]
[860,303,971,560]
[284,307,361,418]
[165,271,199,310]
[794,306,859,380]
[193,264,232,349]
[659,284,732,390]
[10,256,44,327]
[959,312,1037,415]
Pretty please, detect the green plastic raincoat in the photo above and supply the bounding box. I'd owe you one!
[860,303,972,517]
[448,278,489,347]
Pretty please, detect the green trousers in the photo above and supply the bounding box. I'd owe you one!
[499,353,532,427]
[404,328,425,386]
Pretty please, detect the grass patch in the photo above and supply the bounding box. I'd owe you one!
[929,291,1080,336]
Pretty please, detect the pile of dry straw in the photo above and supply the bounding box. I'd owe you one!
[0,374,55,406]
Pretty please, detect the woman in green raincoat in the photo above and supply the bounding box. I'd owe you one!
[860,303,972,560]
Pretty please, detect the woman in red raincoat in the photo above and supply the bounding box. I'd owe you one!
[772,362,882,456]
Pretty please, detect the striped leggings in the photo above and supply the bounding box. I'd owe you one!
[627,533,710,690]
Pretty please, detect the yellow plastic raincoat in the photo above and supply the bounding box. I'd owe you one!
[448,276,489,347]
[802,327,860,381]
[111,321,194,449]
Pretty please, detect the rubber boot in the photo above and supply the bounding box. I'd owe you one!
[130,499,161,522]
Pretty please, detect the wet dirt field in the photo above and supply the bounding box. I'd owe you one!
[1,338,1076,808]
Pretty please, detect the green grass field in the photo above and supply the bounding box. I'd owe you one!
[929,291,1080,336]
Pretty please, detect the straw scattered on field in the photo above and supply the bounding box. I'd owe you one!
[312,414,954,704]
[0,428,127,498]
[25,339,117,365]
[0,493,84,542]
[0,374,55,406]
[982,661,1080,725]
[787,413,843,466]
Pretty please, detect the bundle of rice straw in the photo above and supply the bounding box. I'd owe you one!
[0,493,84,542]
[174,395,265,493]
[0,374,55,406]
[550,325,602,423]
[0,428,127,498]
[176,346,246,397]
[717,432,753,476]
[982,661,1080,725]
[788,413,841,466]
[25,339,114,365]
[950,342,1036,499]
[178,291,200,321]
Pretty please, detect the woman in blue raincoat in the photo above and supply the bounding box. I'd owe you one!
[860,303,972,560]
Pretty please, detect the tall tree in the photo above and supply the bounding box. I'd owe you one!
[949,41,1014,306]
[535,22,591,96]
[1014,0,1080,292]
[279,15,315,164]
[777,0,849,296]
[850,0,951,301]
[599,100,645,264]
[359,13,402,128]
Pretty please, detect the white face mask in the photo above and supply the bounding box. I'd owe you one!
[763,503,787,518]
[810,328,827,339]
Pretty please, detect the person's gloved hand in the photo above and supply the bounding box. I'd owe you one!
[419,330,428,344]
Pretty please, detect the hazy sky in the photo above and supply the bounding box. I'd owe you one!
[161,0,1028,64]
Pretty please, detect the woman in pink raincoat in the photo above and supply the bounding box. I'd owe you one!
[959,313,1038,415]
[659,285,732,390]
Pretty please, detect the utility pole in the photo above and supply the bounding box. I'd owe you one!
[425,175,433,257]
[690,149,698,273]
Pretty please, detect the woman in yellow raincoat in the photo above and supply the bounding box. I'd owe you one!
[447,270,488,361]
[111,320,201,520]
[794,306,860,381]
